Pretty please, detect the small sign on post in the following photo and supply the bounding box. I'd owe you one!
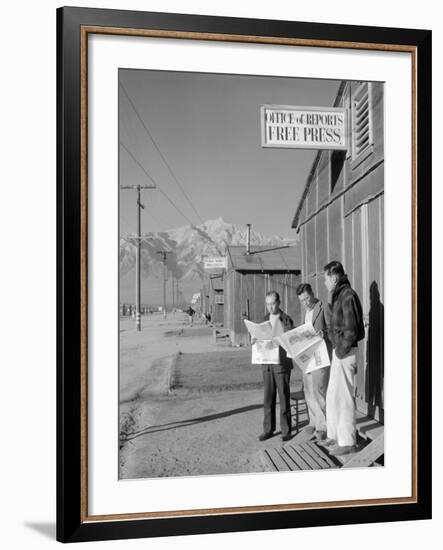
[261,104,347,150]
[204,257,227,269]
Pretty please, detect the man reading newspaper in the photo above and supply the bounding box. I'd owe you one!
[250,291,294,442]
[296,283,332,441]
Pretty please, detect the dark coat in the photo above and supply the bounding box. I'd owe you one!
[326,276,365,359]
[263,310,294,372]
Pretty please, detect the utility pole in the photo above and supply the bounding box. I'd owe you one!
[156,250,172,319]
[121,184,156,331]
[175,278,179,310]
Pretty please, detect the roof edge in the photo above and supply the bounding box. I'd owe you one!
[291,81,348,231]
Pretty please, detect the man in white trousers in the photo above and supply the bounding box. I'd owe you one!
[320,261,365,456]
[296,283,332,441]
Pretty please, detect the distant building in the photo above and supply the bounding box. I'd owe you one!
[209,274,224,325]
[292,80,384,422]
[200,269,224,324]
[224,245,301,346]
[200,281,210,319]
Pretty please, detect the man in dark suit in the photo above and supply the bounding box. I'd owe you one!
[296,283,332,441]
[253,291,294,442]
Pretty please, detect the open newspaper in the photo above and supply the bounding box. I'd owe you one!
[243,320,279,364]
[244,320,330,373]
[275,323,330,373]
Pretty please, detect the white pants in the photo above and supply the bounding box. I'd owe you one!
[303,367,330,432]
[326,349,357,446]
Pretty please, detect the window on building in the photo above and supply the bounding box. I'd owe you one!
[351,82,373,164]
[331,150,346,193]
[215,293,224,305]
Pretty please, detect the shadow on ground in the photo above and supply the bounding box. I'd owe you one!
[126,403,264,440]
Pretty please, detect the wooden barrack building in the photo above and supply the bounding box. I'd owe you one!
[292,80,384,423]
[224,245,302,346]
[209,273,224,325]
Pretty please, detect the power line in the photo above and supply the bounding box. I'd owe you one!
[119,81,204,225]
[120,141,196,227]
[157,189,195,227]
[120,141,156,186]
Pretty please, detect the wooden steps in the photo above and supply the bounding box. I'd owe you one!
[212,327,230,344]
[262,407,385,471]
[331,439,367,466]
[289,428,315,446]
[263,433,384,472]
[263,387,386,471]
[342,432,384,468]
[356,410,384,441]
[263,439,340,472]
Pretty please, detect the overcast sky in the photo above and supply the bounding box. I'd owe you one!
[119,69,341,239]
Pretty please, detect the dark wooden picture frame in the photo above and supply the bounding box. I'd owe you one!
[57,6,432,543]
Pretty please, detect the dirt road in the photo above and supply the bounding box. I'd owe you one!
[119,312,304,480]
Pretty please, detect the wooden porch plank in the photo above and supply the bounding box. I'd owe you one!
[264,448,297,471]
[297,442,332,470]
[332,447,360,467]
[302,441,338,469]
[303,444,332,470]
[262,449,280,471]
[288,429,314,446]
[282,445,312,470]
[355,411,384,440]
[274,447,301,471]
[300,442,333,469]
[285,443,320,470]
[342,432,384,468]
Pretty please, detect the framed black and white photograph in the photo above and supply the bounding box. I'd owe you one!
[56,6,431,543]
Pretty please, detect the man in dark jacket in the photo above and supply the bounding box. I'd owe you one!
[253,291,294,442]
[320,261,365,456]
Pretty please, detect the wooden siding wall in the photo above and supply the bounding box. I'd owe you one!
[297,82,384,421]
[224,270,302,346]
[200,281,210,316]
[209,288,224,325]
[201,273,224,325]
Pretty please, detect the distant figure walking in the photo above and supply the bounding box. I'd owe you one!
[185,306,195,327]
[320,261,365,457]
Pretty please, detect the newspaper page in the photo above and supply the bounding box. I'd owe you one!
[275,323,330,373]
[243,320,273,341]
[244,320,279,364]
[244,320,329,368]
[294,339,330,374]
[251,340,279,364]
[275,323,321,358]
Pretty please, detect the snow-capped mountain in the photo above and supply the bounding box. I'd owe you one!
[119,217,297,304]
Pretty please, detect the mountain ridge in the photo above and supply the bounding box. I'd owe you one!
[120,217,298,304]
